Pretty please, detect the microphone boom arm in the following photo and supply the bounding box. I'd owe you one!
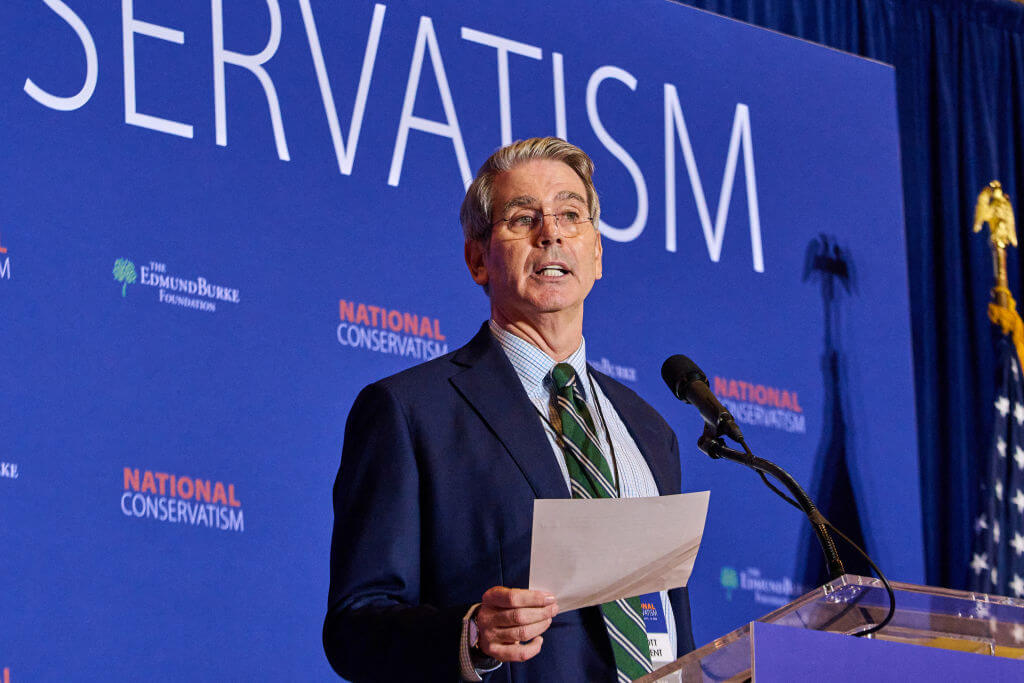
[697,424,846,581]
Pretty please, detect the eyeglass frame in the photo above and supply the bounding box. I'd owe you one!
[489,209,595,238]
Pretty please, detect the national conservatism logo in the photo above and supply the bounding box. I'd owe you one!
[113,258,240,312]
[121,467,244,532]
[1,231,11,281]
[336,298,449,361]
[713,375,806,433]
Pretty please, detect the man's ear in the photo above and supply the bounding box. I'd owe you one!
[594,230,603,281]
[465,240,489,286]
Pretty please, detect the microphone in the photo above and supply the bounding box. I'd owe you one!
[661,355,745,443]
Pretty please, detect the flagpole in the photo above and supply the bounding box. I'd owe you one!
[970,179,1024,599]
[975,180,1023,361]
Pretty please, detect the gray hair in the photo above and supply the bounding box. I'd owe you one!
[460,137,601,243]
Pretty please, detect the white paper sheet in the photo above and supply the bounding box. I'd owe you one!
[528,492,710,612]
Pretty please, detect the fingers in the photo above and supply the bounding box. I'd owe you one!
[481,586,556,609]
[478,588,559,630]
[475,587,559,663]
[482,606,556,629]
[487,617,553,645]
[481,635,545,663]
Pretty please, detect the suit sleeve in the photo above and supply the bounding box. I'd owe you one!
[323,382,467,681]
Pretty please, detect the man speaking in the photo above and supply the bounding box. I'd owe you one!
[324,138,695,682]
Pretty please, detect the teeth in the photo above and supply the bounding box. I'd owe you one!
[538,267,566,277]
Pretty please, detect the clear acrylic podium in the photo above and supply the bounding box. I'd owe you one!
[638,574,1024,682]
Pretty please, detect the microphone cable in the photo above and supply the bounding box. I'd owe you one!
[737,436,896,637]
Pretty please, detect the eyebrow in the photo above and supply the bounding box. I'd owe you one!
[501,191,587,213]
[502,195,538,213]
[554,190,587,204]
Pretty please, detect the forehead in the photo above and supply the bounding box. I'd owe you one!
[491,159,587,209]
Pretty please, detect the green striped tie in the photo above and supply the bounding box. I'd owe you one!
[551,363,653,682]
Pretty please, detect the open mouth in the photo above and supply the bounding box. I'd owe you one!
[536,264,570,277]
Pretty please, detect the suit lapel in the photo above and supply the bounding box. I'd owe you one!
[590,370,678,496]
[450,325,569,500]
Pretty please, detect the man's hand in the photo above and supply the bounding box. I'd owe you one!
[474,586,559,663]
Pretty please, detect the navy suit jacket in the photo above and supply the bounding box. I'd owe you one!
[324,324,695,682]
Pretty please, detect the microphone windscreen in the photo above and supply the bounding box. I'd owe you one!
[661,354,707,399]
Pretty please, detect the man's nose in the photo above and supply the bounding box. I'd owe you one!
[536,213,562,244]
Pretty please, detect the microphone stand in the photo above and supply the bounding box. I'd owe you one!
[697,424,846,581]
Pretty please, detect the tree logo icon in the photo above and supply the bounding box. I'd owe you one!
[113,258,137,297]
[721,567,739,601]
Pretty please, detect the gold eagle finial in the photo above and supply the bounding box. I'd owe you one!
[974,180,1016,249]
[976,180,1024,362]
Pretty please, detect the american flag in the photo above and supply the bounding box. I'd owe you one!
[970,338,1024,598]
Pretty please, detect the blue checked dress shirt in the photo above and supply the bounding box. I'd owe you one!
[488,322,678,655]
[459,324,679,681]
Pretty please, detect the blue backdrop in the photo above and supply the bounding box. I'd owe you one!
[1,0,922,678]
[682,0,1024,601]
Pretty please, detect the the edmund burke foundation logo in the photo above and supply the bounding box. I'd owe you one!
[337,298,449,360]
[720,566,810,607]
[721,566,739,600]
[590,357,638,382]
[713,376,806,433]
[1,462,19,480]
[113,259,240,312]
[122,467,244,532]
[113,258,136,296]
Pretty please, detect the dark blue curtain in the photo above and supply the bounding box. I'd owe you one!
[677,0,1024,590]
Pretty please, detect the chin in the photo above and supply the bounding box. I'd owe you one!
[525,295,582,314]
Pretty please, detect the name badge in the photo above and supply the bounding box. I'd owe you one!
[638,592,673,667]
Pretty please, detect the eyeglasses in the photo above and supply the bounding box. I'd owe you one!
[491,209,594,237]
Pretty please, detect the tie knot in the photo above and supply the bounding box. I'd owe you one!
[551,363,579,391]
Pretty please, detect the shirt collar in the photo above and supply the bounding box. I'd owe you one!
[488,320,590,402]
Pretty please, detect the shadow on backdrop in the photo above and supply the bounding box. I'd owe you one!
[799,235,872,588]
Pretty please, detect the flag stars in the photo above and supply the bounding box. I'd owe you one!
[1013,533,1024,557]
[997,396,1011,417]
[974,356,1024,603]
